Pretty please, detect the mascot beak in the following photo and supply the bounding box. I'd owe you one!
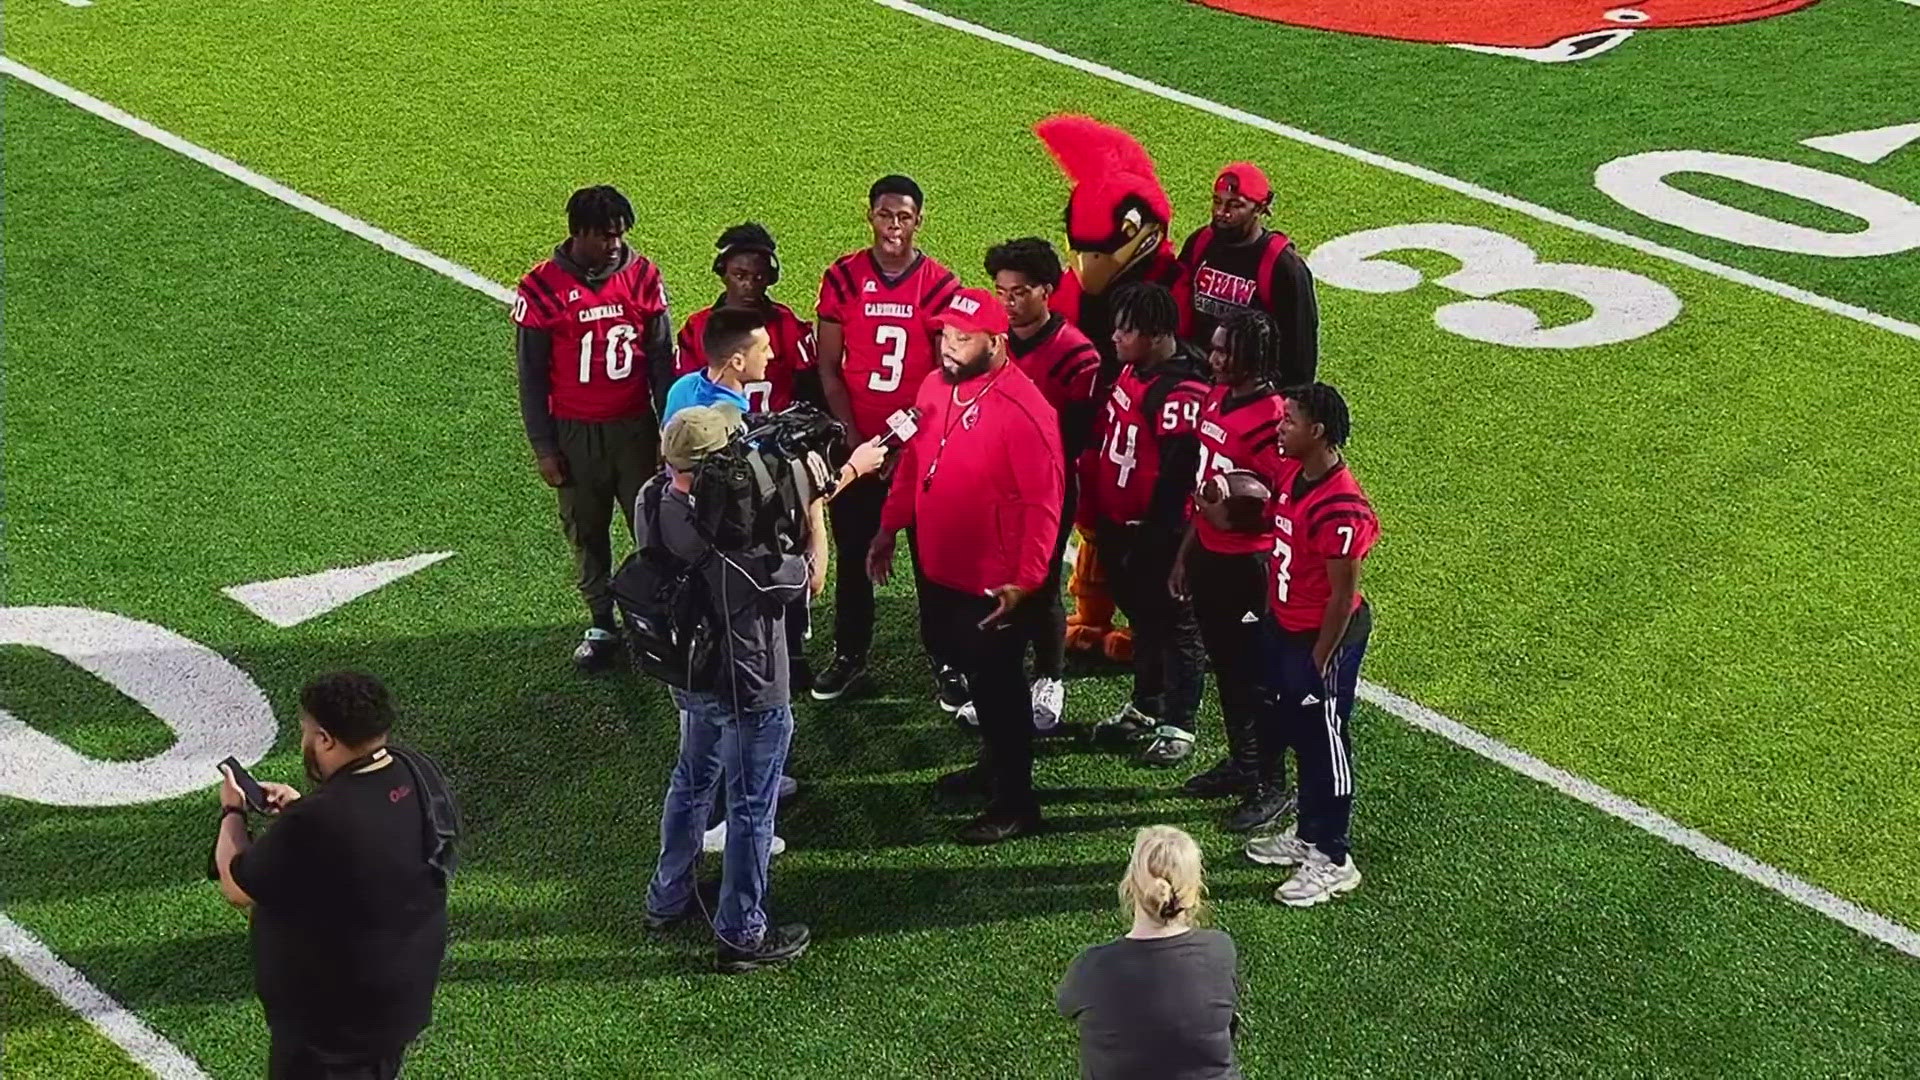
[1072,221,1164,296]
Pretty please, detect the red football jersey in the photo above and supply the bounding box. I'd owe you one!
[513,251,669,422]
[1007,315,1100,415]
[1268,460,1379,632]
[816,251,960,440]
[1086,363,1207,526]
[1193,385,1287,555]
[674,300,816,413]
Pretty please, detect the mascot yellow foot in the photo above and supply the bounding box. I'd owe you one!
[1065,530,1133,664]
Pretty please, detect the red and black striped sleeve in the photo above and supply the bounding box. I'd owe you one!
[1050,341,1102,406]
[513,268,563,330]
[922,265,961,313]
[816,256,858,323]
[1305,491,1377,559]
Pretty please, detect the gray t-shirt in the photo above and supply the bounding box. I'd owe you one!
[1056,928,1242,1080]
[651,481,806,711]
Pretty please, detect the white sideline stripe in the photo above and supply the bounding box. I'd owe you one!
[1,39,1914,1051]
[1,914,212,1079]
[1360,680,1920,959]
[872,0,1920,345]
[0,58,511,308]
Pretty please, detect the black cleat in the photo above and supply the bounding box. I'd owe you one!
[810,656,868,702]
[572,629,622,674]
[956,809,1041,846]
[1182,757,1255,798]
[716,923,811,974]
[1138,726,1197,768]
[1223,785,1296,834]
[935,665,970,713]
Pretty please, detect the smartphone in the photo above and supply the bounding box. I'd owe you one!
[217,757,270,813]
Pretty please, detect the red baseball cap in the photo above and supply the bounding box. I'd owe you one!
[1214,162,1272,205]
[933,287,1010,335]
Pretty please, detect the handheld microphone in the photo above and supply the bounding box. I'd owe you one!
[879,407,921,451]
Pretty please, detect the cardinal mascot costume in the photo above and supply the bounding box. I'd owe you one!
[1034,115,1193,667]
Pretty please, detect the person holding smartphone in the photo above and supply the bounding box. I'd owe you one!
[212,671,458,1080]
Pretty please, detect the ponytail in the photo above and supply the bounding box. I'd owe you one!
[1119,826,1206,927]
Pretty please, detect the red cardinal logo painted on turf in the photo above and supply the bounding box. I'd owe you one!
[1191,0,1821,61]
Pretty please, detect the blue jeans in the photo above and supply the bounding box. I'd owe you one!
[646,690,793,948]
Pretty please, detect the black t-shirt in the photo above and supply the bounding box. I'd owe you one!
[230,752,449,1052]
[1057,928,1243,1080]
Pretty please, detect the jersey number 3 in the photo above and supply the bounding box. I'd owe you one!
[869,326,908,392]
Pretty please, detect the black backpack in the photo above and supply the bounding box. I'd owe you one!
[611,478,717,690]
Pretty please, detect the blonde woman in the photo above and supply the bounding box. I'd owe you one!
[1057,826,1243,1079]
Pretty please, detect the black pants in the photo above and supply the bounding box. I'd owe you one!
[925,581,1036,814]
[1188,546,1275,780]
[827,475,936,664]
[268,1035,406,1080]
[1024,476,1078,680]
[1097,523,1205,731]
[555,415,660,629]
[1260,608,1370,863]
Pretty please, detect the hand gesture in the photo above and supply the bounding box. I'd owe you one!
[867,533,897,586]
[979,585,1028,630]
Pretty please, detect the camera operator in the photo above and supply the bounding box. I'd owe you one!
[212,671,458,1080]
[642,406,886,972]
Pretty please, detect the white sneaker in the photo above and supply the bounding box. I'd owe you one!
[955,701,979,728]
[1244,826,1309,867]
[778,775,798,800]
[1273,846,1360,907]
[1031,678,1065,731]
[701,821,786,857]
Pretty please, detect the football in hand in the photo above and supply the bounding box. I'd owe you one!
[1199,470,1273,534]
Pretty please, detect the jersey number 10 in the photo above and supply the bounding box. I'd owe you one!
[578,325,638,383]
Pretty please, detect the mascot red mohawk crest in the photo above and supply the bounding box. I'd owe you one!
[1034,115,1193,665]
[1036,115,1192,335]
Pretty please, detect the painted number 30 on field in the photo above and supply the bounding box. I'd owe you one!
[1309,223,1683,349]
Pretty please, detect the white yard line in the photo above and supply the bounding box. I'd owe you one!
[871,0,1920,346]
[1,915,211,1079]
[0,58,510,307]
[1,45,1917,1077]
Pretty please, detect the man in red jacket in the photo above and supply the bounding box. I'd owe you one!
[869,287,1064,845]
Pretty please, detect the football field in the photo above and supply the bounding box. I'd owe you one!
[4,0,1920,1075]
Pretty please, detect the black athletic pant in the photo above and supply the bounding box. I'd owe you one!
[1260,606,1370,863]
[268,1035,406,1080]
[556,415,659,629]
[1188,546,1276,781]
[827,474,936,664]
[925,581,1036,814]
[1024,476,1078,681]
[1097,522,1205,732]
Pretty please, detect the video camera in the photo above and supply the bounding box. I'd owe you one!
[688,404,847,552]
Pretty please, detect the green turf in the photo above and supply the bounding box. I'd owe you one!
[5,0,1920,1075]
[918,0,1920,326]
[7,0,1920,921]
[1,961,148,1080]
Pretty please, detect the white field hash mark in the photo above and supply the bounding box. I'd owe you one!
[1,915,212,1079]
[2,39,1919,1075]
[871,0,1920,346]
[223,551,456,628]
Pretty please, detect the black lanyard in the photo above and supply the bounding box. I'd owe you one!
[922,370,1006,493]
